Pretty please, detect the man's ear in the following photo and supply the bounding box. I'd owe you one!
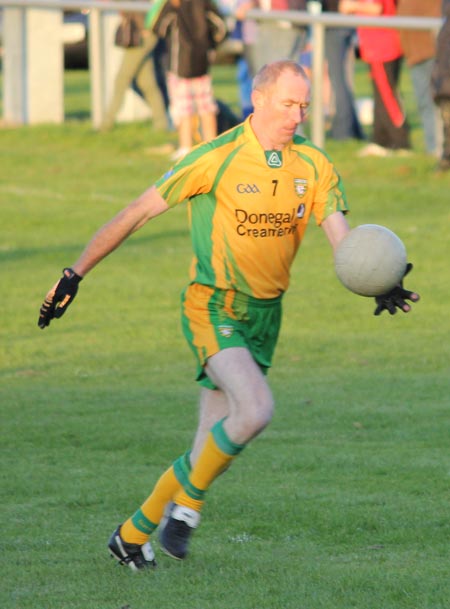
[251,89,264,110]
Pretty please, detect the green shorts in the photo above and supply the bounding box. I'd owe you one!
[181,283,283,389]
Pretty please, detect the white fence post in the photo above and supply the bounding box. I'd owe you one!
[3,6,64,125]
[88,6,104,128]
[310,19,325,148]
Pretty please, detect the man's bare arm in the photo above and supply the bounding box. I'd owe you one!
[73,186,169,277]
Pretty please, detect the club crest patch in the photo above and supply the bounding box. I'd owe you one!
[265,151,282,168]
[294,178,308,197]
[218,325,234,338]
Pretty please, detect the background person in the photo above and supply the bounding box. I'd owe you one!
[322,0,365,140]
[100,8,169,133]
[397,0,441,157]
[340,0,411,156]
[150,0,228,161]
[431,0,450,172]
[253,0,309,71]
[38,60,419,571]
[217,0,256,119]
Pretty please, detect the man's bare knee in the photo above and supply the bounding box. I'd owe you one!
[205,349,274,443]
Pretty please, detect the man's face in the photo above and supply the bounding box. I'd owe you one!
[252,70,311,147]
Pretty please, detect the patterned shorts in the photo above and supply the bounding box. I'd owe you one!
[181,283,283,389]
[167,72,218,125]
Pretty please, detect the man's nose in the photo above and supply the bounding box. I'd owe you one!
[291,106,303,124]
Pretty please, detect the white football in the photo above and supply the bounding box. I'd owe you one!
[334,224,407,296]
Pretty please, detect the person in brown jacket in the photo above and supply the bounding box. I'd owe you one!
[151,0,228,160]
[396,0,441,155]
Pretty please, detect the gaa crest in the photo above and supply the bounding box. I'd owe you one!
[265,151,282,167]
[294,178,308,197]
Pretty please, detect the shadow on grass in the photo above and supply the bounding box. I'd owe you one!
[0,228,190,263]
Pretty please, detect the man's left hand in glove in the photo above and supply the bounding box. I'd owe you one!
[374,262,420,316]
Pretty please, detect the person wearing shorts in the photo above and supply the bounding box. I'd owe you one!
[181,283,282,389]
[166,72,218,160]
[38,60,419,571]
[151,0,227,160]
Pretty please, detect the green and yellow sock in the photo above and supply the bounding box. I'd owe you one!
[120,452,191,545]
[174,419,246,512]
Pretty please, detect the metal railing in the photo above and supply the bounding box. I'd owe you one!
[0,0,443,145]
[248,8,441,146]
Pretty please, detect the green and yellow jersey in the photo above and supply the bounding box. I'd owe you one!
[155,116,349,299]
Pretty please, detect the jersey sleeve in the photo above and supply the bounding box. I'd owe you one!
[310,152,349,225]
[154,146,215,207]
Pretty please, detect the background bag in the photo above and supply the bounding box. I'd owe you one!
[114,15,142,48]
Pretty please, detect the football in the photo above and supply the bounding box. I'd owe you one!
[334,224,407,296]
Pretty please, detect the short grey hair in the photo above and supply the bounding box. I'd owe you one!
[252,60,309,92]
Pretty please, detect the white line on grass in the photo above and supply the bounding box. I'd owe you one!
[0,185,122,203]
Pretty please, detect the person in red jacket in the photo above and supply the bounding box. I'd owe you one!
[340,0,411,156]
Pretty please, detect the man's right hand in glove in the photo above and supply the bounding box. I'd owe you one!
[38,267,83,329]
[373,262,420,316]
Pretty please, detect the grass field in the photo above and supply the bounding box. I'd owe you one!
[1,63,449,609]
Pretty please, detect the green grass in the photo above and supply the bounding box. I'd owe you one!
[1,64,449,609]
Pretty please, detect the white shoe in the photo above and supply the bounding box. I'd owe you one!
[159,503,200,560]
[357,143,391,158]
[393,148,413,157]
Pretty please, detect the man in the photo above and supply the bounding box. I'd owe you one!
[340,0,411,156]
[38,60,419,571]
[397,0,441,156]
[99,6,169,134]
[252,1,308,73]
[431,0,450,172]
[150,0,228,160]
[322,0,365,141]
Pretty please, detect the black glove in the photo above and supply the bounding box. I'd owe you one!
[38,268,82,329]
[374,262,419,316]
